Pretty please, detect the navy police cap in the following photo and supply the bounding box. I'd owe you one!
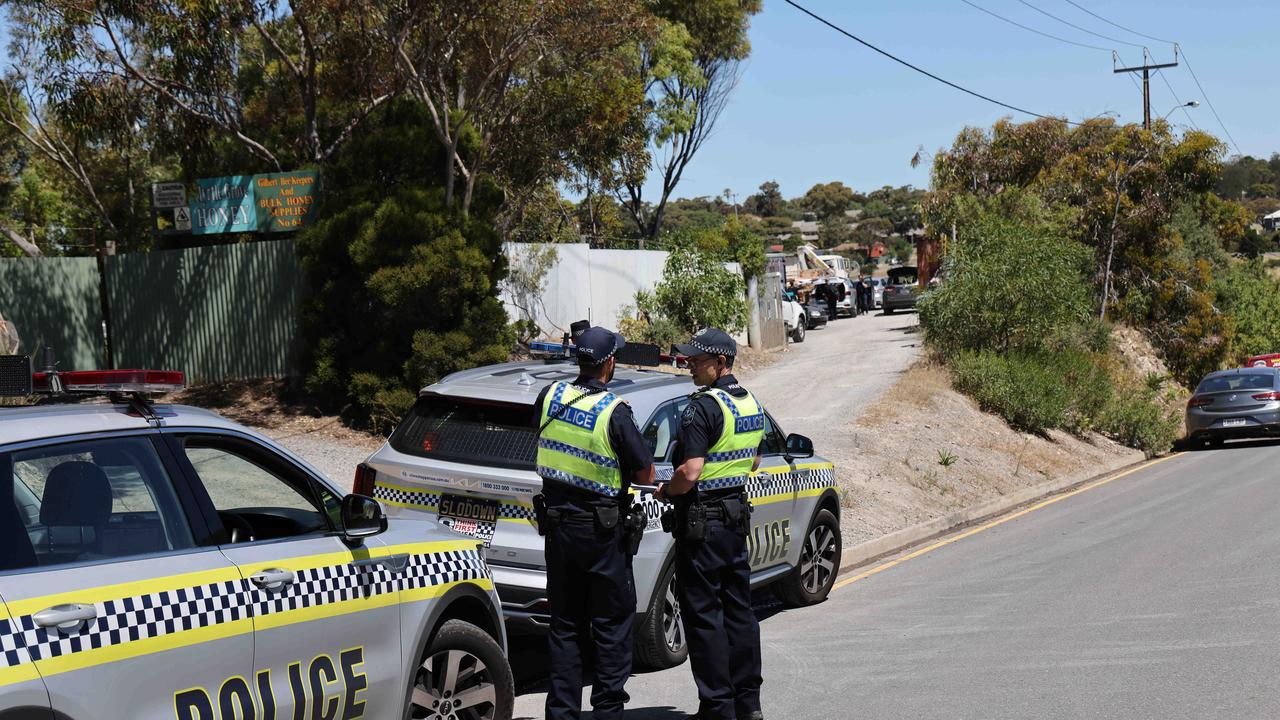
[674,328,736,359]
[576,326,626,363]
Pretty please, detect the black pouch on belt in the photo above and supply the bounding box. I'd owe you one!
[683,502,708,542]
[594,504,620,531]
[726,496,752,533]
[623,506,646,556]
[532,494,551,536]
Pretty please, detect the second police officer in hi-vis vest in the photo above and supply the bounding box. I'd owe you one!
[656,327,766,720]
[531,326,653,720]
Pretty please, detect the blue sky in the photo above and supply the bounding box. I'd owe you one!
[656,0,1279,202]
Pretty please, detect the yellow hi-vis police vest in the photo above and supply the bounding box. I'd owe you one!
[536,381,624,497]
[697,388,765,491]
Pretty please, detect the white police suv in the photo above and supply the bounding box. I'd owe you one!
[0,357,513,720]
[359,350,843,670]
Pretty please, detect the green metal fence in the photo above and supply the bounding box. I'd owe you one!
[0,239,305,383]
[106,240,306,383]
[0,256,104,370]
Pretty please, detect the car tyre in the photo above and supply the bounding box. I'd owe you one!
[636,559,688,670]
[774,509,841,607]
[883,306,894,315]
[791,318,806,343]
[409,619,514,720]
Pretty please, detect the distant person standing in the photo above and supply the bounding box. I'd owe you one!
[861,276,874,315]
[853,277,867,315]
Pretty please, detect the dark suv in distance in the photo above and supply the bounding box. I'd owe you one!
[881,266,919,315]
[1184,367,1280,448]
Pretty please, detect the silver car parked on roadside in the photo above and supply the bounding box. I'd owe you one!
[360,359,843,670]
[1185,367,1280,448]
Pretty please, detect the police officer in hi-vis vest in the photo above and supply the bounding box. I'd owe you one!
[656,328,766,720]
[531,326,654,720]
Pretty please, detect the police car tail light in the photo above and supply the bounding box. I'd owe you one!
[1252,392,1280,401]
[353,463,378,496]
[1187,396,1213,408]
[32,369,186,394]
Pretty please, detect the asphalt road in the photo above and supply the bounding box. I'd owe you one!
[514,440,1280,719]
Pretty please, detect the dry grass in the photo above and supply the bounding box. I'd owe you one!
[833,360,1144,546]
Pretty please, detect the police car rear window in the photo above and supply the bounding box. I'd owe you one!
[390,396,537,470]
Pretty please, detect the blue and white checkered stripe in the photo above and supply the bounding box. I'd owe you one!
[713,390,764,434]
[699,475,750,491]
[537,438,620,469]
[706,447,757,464]
[537,466,622,497]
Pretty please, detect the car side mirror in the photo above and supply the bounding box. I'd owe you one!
[785,433,814,459]
[341,493,388,542]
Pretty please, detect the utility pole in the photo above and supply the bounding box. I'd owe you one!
[1113,47,1179,130]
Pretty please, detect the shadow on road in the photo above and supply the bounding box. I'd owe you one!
[1185,437,1280,452]
[512,590,789,697]
[516,708,685,720]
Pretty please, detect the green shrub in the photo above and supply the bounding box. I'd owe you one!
[1097,390,1179,457]
[950,349,1111,435]
[644,243,748,337]
[918,212,1092,356]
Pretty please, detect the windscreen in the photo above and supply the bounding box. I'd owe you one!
[1195,373,1276,393]
[390,395,538,469]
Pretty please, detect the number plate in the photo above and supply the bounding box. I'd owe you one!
[437,494,501,547]
[1222,418,1248,428]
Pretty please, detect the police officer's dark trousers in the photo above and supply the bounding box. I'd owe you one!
[676,515,763,720]
[544,496,635,720]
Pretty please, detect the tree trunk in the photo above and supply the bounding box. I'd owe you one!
[1,226,42,257]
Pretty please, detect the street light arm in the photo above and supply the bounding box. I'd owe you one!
[1162,100,1200,121]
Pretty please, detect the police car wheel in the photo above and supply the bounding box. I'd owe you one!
[635,560,688,670]
[410,620,514,720]
[774,509,841,607]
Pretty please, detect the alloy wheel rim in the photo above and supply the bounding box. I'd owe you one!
[663,577,685,653]
[800,524,837,595]
[411,648,497,720]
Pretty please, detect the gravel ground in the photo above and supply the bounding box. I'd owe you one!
[258,311,918,495]
[264,427,381,494]
[737,308,924,473]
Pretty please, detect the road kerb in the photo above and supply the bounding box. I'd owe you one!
[835,452,1178,582]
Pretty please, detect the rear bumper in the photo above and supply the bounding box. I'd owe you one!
[882,295,917,310]
[1187,409,1280,440]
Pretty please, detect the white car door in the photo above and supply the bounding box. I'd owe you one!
[0,434,253,720]
[169,431,407,720]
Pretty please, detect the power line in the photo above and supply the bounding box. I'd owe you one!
[1114,52,1145,98]
[1154,68,1200,131]
[1015,0,1146,49]
[1051,1,1240,153]
[782,0,1087,126]
[959,0,1111,52]
[1060,0,1176,45]
[1179,47,1241,155]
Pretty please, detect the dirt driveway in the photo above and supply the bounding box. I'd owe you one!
[740,309,922,477]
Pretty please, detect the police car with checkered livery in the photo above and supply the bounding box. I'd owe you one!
[359,352,842,669]
[0,357,513,720]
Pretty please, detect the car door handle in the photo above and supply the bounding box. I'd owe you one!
[352,553,410,574]
[33,603,98,633]
[249,568,297,590]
